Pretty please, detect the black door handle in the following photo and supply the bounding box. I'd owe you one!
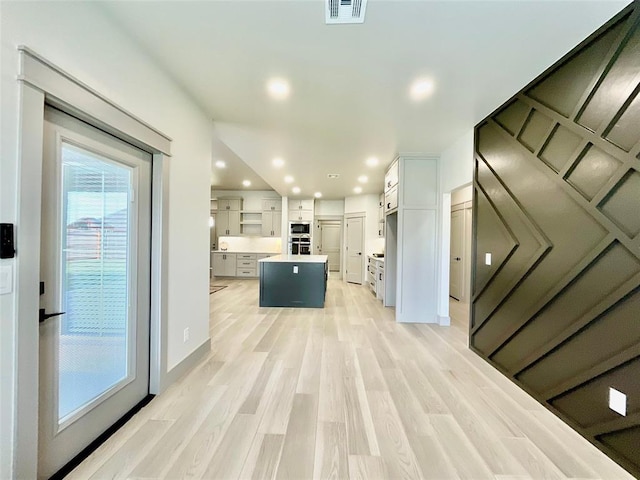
[39,309,65,324]
[455,257,461,261]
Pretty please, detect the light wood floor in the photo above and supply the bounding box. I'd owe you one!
[69,278,634,479]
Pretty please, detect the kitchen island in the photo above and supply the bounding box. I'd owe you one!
[259,255,328,308]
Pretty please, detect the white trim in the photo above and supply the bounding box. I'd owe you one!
[150,153,171,394]
[344,213,365,285]
[15,81,45,480]
[12,47,188,475]
[163,339,211,387]
[18,47,171,155]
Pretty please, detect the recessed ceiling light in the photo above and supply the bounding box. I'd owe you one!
[284,175,294,183]
[215,160,226,168]
[267,78,290,100]
[272,157,285,167]
[292,186,301,194]
[410,78,435,101]
[366,157,379,167]
[353,186,362,194]
[242,180,251,187]
[358,175,368,183]
[314,192,322,198]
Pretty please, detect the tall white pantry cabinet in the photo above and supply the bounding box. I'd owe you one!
[384,155,440,324]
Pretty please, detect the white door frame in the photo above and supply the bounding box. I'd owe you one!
[314,215,344,278]
[344,212,365,284]
[13,47,173,478]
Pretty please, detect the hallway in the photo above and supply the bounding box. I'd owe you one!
[68,278,632,479]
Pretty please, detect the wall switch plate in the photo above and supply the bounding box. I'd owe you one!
[485,253,492,266]
[609,387,627,416]
[0,264,12,295]
[183,327,190,343]
[293,265,299,274]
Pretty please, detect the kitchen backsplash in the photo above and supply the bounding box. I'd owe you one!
[217,236,282,253]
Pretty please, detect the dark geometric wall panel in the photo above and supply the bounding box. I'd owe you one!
[471,3,640,477]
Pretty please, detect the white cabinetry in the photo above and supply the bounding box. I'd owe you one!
[262,198,282,237]
[384,159,399,192]
[236,254,257,277]
[367,256,385,300]
[262,199,281,212]
[289,199,314,221]
[384,155,440,324]
[216,197,242,236]
[378,193,385,237]
[218,198,241,211]
[217,210,240,236]
[212,253,237,277]
[262,211,282,237]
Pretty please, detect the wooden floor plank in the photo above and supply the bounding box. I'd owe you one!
[275,393,318,480]
[313,421,349,480]
[68,278,634,480]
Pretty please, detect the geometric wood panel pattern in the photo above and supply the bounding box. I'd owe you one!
[471,3,640,476]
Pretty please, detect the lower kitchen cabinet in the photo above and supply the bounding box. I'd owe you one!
[236,254,257,277]
[212,252,276,277]
[212,253,237,276]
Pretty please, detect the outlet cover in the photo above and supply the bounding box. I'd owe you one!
[609,387,626,416]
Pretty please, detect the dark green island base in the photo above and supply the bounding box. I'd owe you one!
[259,255,328,308]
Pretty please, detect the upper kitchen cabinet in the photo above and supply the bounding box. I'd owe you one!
[262,198,282,212]
[218,198,241,211]
[289,199,314,221]
[378,193,385,237]
[384,159,399,214]
[262,210,282,237]
[384,159,399,191]
[216,197,242,235]
[217,209,241,236]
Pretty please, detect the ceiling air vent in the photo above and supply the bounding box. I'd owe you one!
[327,174,340,179]
[326,0,367,24]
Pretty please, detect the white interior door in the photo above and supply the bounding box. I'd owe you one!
[38,107,151,479]
[345,216,364,284]
[449,209,464,300]
[319,221,341,272]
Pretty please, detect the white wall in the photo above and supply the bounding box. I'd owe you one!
[437,130,474,323]
[1,3,213,476]
[440,129,474,193]
[315,199,344,216]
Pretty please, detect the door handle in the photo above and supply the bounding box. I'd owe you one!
[455,257,461,261]
[39,308,65,324]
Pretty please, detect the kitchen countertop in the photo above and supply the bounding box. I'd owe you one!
[259,254,328,263]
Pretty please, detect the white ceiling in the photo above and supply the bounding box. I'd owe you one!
[102,0,629,199]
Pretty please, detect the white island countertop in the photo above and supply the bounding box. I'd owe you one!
[259,254,328,263]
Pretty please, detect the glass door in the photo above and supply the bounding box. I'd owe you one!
[38,107,151,479]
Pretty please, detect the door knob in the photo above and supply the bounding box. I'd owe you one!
[39,308,65,324]
[455,257,461,261]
